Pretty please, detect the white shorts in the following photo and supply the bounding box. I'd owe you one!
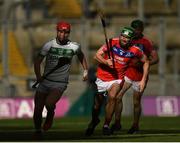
[95,78,122,93]
[37,79,67,93]
[124,76,140,92]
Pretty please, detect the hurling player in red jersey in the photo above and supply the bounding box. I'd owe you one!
[85,27,150,136]
[111,19,159,134]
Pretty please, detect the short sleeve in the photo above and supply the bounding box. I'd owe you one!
[101,44,107,52]
[130,45,144,59]
[73,42,81,55]
[39,41,52,56]
[143,37,154,55]
[101,38,119,52]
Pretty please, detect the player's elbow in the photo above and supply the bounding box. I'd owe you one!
[94,53,99,61]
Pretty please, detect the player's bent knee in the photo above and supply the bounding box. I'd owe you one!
[108,94,116,101]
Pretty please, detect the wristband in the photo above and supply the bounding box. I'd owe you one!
[83,70,88,77]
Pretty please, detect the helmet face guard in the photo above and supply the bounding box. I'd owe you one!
[56,21,71,44]
[120,27,135,47]
[121,27,135,39]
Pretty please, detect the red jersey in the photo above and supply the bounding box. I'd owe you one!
[96,38,144,81]
[125,36,153,81]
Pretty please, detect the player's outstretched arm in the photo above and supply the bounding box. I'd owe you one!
[77,50,88,81]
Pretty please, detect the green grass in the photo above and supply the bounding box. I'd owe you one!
[0,116,180,141]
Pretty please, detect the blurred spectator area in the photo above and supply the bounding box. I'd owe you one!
[0,31,31,97]
[21,0,83,19]
[0,32,30,77]
[97,0,178,17]
[48,0,82,18]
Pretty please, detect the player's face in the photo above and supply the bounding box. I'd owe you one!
[57,28,70,42]
[119,34,131,47]
[134,27,143,38]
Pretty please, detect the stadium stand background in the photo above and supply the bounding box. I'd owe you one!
[0,0,180,116]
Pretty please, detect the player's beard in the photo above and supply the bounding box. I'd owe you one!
[57,37,69,45]
[120,41,128,49]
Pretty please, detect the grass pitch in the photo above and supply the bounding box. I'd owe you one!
[0,116,180,142]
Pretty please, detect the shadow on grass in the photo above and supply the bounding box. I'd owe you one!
[112,128,180,135]
[0,129,119,141]
[0,128,180,141]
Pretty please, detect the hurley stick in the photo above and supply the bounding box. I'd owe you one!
[32,57,70,89]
